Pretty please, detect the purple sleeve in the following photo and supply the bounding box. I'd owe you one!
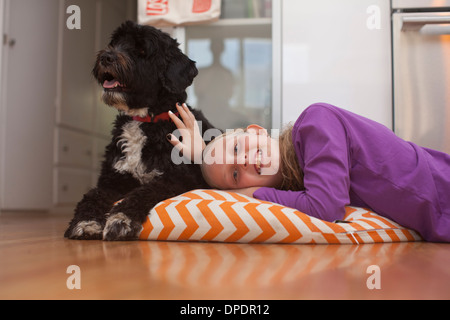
[253,104,351,221]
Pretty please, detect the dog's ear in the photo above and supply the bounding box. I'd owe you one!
[160,49,198,94]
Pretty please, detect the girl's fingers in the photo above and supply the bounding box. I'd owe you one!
[168,110,186,129]
[166,133,182,151]
[182,103,196,122]
[176,103,192,126]
[177,102,197,127]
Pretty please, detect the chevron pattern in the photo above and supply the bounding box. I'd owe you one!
[139,189,422,244]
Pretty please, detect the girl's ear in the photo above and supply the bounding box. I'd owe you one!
[246,124,268,136]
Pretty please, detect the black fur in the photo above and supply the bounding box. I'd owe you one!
[64,21,216,241]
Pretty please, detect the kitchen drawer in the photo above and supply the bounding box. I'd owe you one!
[54,168,93,205]
[56,128,93,168]
[94,137,110,170]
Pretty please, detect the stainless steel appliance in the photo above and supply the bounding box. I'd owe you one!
[393,0,450,154]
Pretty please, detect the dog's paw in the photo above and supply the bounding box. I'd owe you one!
[103,212,142,241]
[65,220,103,240]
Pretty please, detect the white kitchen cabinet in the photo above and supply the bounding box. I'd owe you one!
[54,0,135,210]
[56,128,94,168]
[59,0,125,135]
[0,0,134,211]
[54,168,92,205]
[94,137,109,170]
[94,0,129,137]
[0,0,59,210]
[59,0,97,132]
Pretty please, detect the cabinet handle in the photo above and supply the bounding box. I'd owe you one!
[402,15,450,32]
[3,35,16,47]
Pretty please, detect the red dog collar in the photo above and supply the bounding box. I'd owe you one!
[133,111,179,123]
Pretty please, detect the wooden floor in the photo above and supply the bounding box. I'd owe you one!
[0,211,449,300]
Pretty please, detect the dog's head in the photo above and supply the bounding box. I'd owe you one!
[92,21,198,117]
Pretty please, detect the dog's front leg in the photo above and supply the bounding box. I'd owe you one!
[102,180,187,241]
[64,187,123,240]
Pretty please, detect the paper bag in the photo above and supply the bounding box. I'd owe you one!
[138,0,221,27]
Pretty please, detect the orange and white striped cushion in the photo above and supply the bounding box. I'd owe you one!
[139,189,422,244]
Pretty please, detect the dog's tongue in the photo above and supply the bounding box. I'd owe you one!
[103,79,121,89]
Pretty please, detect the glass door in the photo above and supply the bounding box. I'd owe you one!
[184,0,273,131]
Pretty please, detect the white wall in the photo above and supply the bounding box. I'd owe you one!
[0,0,5,209]
[280,0,392,128]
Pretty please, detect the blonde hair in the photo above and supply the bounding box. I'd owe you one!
[278,125,304,191]
[201,126,304,191]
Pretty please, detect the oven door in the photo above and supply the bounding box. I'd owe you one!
[393,12,450,154]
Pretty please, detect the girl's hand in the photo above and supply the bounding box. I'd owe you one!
[167,103,206,164]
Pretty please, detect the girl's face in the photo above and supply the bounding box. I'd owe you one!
[202,125,283,190]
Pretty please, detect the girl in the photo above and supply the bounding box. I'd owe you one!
[168,103,450,242]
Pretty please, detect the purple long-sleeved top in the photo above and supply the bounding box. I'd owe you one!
[253,103,450,242]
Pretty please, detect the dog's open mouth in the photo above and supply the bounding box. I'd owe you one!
[102,72,127,92]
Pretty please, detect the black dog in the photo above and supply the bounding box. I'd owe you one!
[64,21,216,241]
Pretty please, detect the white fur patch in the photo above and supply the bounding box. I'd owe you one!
[72,220,103,237]
[113,121,162,184]
[103,212,136,238]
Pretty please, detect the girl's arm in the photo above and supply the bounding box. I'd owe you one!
[253,105,352,222]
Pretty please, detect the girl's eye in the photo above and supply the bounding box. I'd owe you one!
[234,144,238,154]
[233,169,238,183]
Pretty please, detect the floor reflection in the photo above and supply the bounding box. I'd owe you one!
[135,241,413,289]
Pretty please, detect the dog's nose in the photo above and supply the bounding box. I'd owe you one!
[100,51,115,65]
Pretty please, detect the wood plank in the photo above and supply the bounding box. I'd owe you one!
[0,212,449,299]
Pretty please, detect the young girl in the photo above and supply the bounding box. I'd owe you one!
[168,102,450,242]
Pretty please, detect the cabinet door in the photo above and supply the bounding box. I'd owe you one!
[56,128,93,168]
[94,0,130,137]
[0,0,58,210]
[281,0,392,128]
[59,0,96,132]
[55,168,93,205]
[0,0,4,83]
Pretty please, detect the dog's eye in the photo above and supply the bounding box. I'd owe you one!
[139,49,146,56]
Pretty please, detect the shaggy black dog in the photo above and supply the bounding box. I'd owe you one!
[64,21,216,240]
